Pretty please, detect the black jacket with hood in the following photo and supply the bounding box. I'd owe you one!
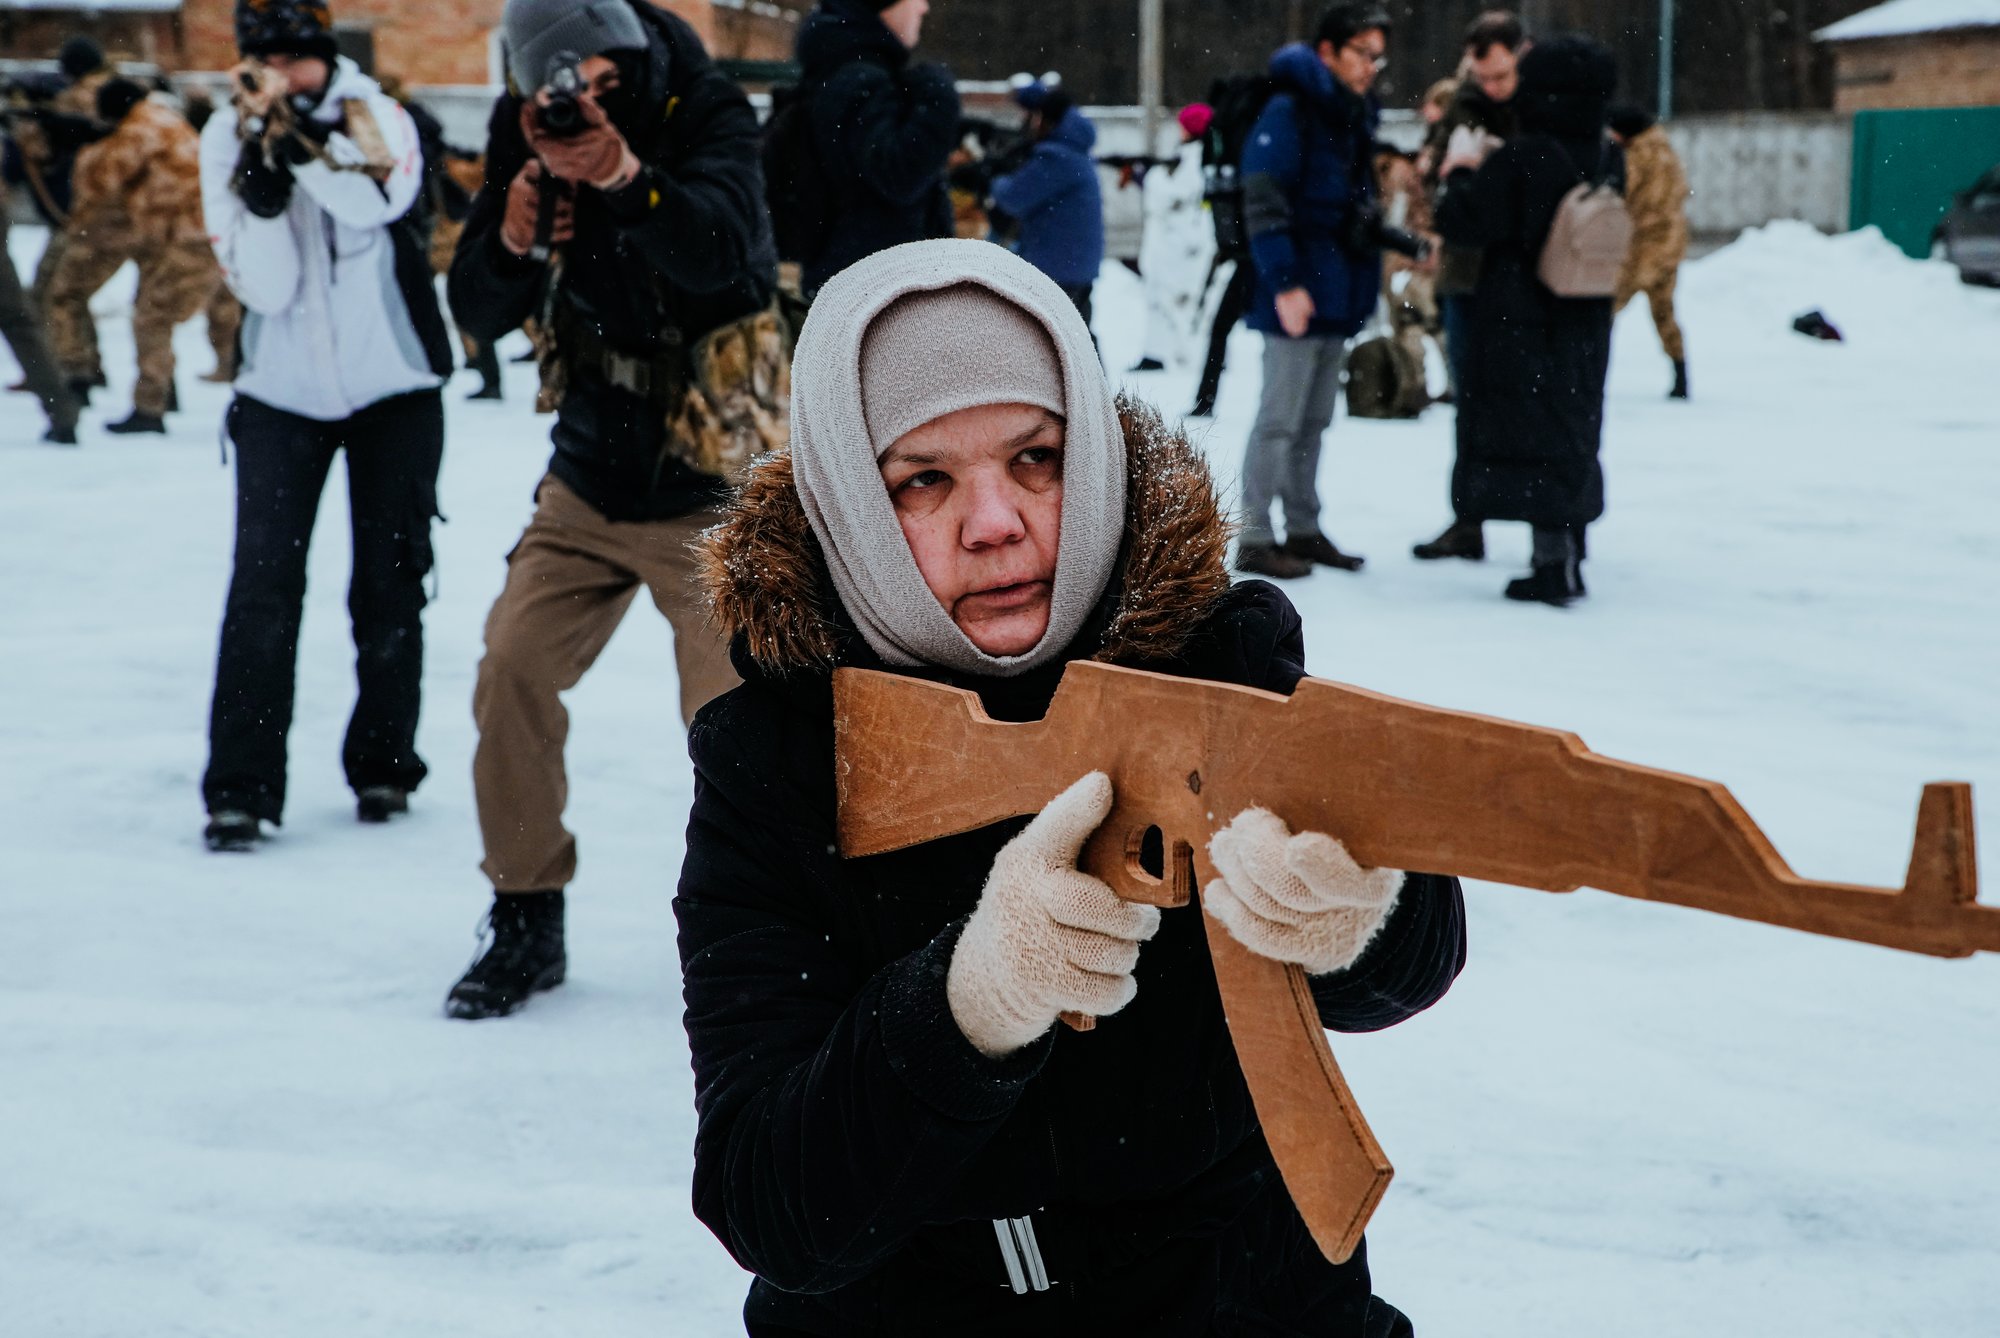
[1435,36,1623,531]
[674,401,1467,1336]
[449,0,777,523]
[794,0,959,294]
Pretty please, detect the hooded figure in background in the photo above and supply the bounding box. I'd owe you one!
[676,237,1465,1336]
[1433,33,1621,608]
[990,77,1106,329]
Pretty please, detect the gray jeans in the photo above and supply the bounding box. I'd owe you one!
[1239,333,1346,547]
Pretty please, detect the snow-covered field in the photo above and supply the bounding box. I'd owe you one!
[3,222,1996,1336]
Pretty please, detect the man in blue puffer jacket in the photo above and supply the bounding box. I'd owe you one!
[1235,4,1391,580]
[991,79,1105,332]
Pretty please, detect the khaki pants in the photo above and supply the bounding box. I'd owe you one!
[131,240,222,415]
[473,474,740,892]
[1614,265,1685,363]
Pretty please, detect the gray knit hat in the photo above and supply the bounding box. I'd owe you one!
[502,0,648,93]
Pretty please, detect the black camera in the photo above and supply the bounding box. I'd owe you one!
[535,61,587,136]
[1340,203,1433,264]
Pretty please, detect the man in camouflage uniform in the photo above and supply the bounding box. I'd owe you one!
[47,78,225,432]
[1609,104,1690,400]
[23,38,116,360]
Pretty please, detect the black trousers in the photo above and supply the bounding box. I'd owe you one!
[1195,259,1255,410]
[203,389,444,822]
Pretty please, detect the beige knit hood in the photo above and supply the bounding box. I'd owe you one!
[787,239,1128,678]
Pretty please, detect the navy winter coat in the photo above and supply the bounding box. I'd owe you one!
[990,107,1106,289]
[675,407,1466,1336]
[1242,44,1382,338]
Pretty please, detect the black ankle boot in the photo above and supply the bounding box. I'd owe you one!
[1412,519,1486,561]
[1669,359,1689,400]
[445,891,567,1020]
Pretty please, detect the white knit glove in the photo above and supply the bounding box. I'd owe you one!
[946,772,1162,1058]
[1204,809,1403,976]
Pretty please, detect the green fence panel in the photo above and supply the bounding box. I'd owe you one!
[1849,106,2000,257]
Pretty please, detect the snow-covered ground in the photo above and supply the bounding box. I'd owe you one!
[3,222,1996,1336]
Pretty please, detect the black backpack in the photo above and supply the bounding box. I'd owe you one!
[1201,73,1280,260]
[762,82,833,266]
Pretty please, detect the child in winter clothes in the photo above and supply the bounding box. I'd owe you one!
[675,238,1465,1335]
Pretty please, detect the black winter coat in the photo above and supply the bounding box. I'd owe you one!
[795,0,959,294]
[675,405,1467,1336]
[1434,40,1621,531]
[448,1,777,523]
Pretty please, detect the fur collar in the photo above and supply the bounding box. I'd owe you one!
[697,396,1233,676]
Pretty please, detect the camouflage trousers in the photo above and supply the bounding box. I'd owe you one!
[1614,263,1685,363]
[48,235,226,414]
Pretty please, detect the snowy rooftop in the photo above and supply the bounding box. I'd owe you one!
[1817,0,2000,41]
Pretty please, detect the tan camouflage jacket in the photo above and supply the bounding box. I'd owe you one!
[1619,126,1690,282]
[70,97,205,248]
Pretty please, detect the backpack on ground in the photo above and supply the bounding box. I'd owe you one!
[1538,143,1632,298]
[1200,73,1280,260]
[1345,335,1427,419]
[762,83,833,266]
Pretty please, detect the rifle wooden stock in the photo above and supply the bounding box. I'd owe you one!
[832,661,1992,1265]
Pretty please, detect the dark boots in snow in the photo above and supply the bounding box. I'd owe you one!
[1412,519,1486,562]
[106,412,167,435]
[356,785,409,824]
[1669,359,1689,400]
[1129,356,1166,373]
[1234,542,1312,580]
[1283,531,1365,572]
[445,891,567,1020]
[1506,527,1586,607]
[204,810,262,852]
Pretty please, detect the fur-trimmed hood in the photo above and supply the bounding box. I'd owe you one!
[698,396,1232,678]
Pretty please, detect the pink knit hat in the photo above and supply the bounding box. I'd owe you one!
[1177,103,1214,139]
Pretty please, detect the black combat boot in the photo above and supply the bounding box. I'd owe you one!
[355,785,409,824]
[1129,356,1166,373]
[204,810,263,852]
[105,412,167,435]
[43,421,79,446]
[445,891,567,1020]
[1412,519,1486,561]
[1283,531,1366,572]
[1669,359,1689,400]
[1505,527,1585,607]
[1234,542,1312,580]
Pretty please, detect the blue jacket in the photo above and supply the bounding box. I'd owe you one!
[1242,44,1382,338]
[991,108,1106,289]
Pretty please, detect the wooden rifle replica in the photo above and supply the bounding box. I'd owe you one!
[832,661,1993,1266]
[233,61,395,184]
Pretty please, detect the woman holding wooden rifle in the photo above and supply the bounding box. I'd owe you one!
[674,237,1466,1335]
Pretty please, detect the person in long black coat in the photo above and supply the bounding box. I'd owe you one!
[1433,35,1622,607]
[674,240,1466,1336]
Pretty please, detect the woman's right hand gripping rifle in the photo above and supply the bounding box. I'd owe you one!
[946,772,1161,1058]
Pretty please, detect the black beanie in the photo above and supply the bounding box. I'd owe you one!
[94,77,148,125]
[236,0,341,63]
[1608,103,1656,139]
[59,35,106,80]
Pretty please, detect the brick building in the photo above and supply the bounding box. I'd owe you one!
[1817,0,2000,110]
[0,0,803,83]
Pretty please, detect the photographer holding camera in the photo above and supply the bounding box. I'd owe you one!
[443,0,780,1019]
[197,0,451,852]
[1233,4,1402,581]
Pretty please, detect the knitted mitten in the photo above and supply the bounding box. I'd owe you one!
[1204,808,1403,976]
[946,772,1162,1058]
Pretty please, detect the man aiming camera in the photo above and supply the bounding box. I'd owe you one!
[443,0,781,1019]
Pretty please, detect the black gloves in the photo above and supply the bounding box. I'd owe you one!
[234,139,295,219]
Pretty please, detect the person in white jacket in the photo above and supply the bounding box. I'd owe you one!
[197,0,452,853]
[1130,104,1216,375]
